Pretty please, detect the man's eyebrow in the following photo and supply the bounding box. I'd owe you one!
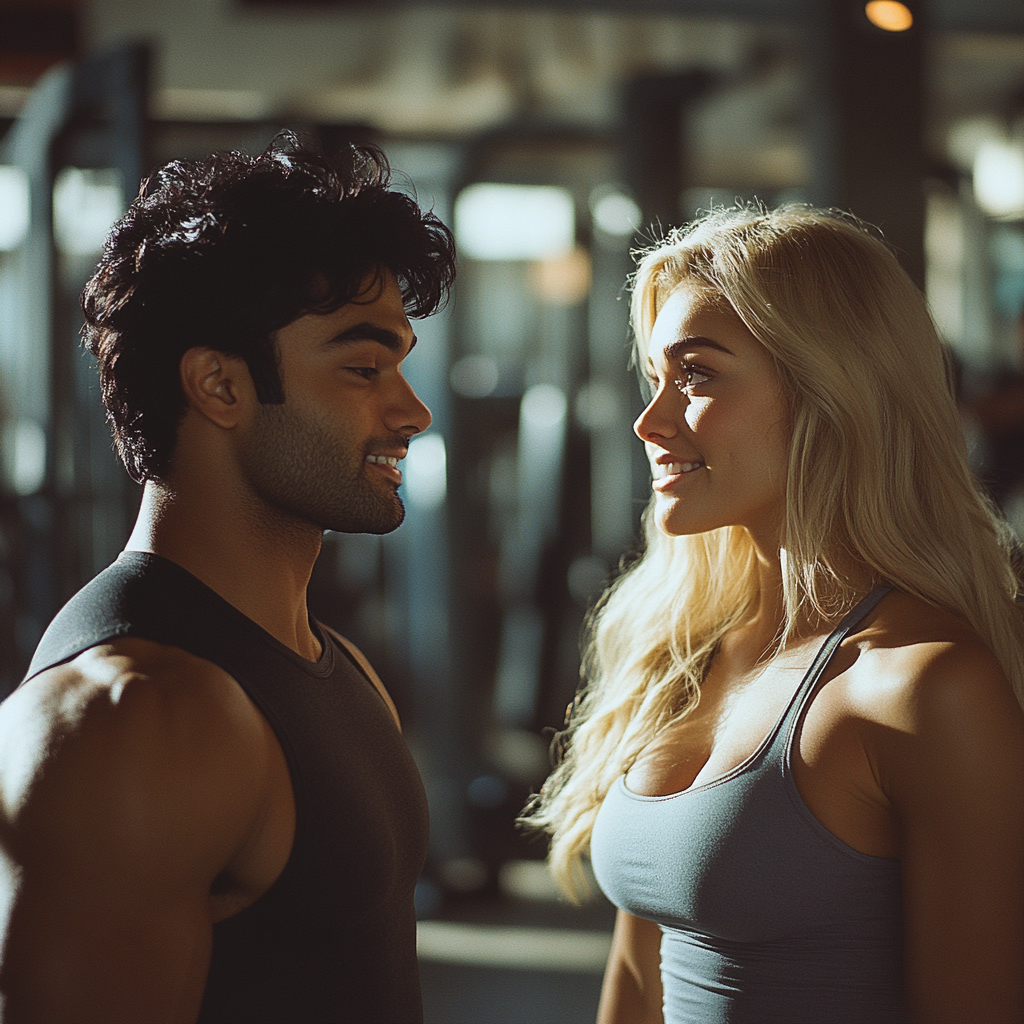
[665,335,734,358]
[327,322,418,352]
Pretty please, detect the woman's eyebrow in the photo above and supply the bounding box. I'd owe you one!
[666,336,734,358]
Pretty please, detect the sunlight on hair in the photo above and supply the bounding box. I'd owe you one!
[522,204,1024,900]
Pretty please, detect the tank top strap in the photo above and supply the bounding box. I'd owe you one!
[765,585,893,758]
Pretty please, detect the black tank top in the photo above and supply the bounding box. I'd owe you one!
[25,551,429,1024]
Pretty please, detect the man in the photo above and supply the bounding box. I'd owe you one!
[0,134,456,1023]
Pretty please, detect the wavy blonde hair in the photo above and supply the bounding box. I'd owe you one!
[522,205,1024,900]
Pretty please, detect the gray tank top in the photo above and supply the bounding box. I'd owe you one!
[590,587,905,1024]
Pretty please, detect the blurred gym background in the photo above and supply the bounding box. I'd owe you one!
[2,1,1023,1020]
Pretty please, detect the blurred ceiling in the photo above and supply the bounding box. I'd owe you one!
[233,0,1024,33]
[0,1,78,86]
[1,0,1022,195]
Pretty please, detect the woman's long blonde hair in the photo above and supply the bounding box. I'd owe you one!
[522,204,1024,900]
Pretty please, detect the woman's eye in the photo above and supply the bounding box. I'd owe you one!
[673,366,711,393]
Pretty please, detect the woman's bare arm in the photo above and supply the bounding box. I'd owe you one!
[875,641,1024,1024]
[597,909,664,1024]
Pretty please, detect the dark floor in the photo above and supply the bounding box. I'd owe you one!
[419,890,616,1024]
[421,962,603,1024]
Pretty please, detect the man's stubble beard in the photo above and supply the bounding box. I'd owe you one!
[238,400,406,536]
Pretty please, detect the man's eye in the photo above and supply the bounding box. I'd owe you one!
[348,367,378,380]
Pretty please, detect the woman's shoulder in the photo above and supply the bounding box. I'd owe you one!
[842,589,1022,738]
[853,588,991,659]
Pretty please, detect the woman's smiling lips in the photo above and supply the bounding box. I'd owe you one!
[651,456,705,491]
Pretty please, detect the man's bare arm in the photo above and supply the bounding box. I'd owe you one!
[0,641,272,1024]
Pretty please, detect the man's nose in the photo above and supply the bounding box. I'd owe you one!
[386,376,432,436]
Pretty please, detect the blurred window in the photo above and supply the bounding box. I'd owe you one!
[455,183,574,261]
[52,168,125,257]
[0,166,29,251]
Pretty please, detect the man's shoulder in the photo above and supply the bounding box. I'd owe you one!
[8,635,253,744]
[0,638,273,863]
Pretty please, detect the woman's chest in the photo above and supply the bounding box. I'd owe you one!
[623,657,897,857]
[625,660,810,796]
[592,762,902,945]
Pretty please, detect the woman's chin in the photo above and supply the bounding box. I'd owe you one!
[655,506,708,538]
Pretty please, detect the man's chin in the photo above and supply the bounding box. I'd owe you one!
[322,495,405,535]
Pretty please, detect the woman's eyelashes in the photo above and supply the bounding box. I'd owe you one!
[644,362,713,395]
[673,364,712,393]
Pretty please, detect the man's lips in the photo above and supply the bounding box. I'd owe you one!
[364,451,406,484]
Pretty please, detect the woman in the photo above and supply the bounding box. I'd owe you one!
[523,206,1024,1024]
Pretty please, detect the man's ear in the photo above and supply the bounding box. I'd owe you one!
[179,348,256,428]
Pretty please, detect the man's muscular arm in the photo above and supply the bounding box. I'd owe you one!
[0,640,272,1024]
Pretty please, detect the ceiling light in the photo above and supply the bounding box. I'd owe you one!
[864,1,913,32]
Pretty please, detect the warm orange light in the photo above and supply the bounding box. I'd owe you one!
[865,1,913,31]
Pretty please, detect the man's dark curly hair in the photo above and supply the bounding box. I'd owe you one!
[81,131,457,483]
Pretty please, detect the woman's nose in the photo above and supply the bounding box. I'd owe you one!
[633,388,680,444]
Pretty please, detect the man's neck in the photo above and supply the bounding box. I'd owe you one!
[126,478,324,661]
